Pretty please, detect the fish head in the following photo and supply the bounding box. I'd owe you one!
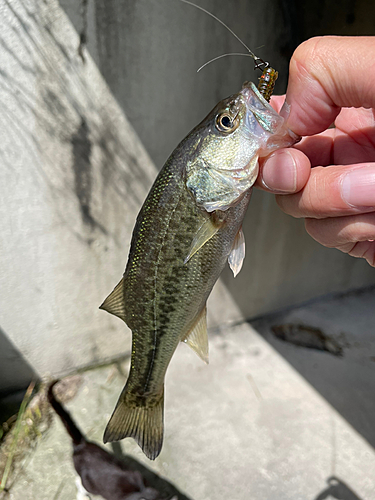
[185,81,300,212]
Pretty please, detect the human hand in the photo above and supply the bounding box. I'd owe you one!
[256,36,375,266]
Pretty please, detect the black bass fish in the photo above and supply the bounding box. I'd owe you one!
[100,81,298,460]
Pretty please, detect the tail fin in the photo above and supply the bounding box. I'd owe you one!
[103,388,164,461]
[48,381,83,446]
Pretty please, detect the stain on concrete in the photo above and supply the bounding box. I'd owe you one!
[71,117,107,235]
[71,118,93,223]
[78,0,88,62]
[271,323,343,356]
[97,127,150,206]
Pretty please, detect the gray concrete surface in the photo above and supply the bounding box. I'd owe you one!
[75,0,375,317]
[251,285,375,452]
[0,0,155,393]
[71,0,375,318]
[1,0,375,395]
[4,287,375,500]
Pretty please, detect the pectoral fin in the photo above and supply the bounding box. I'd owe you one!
[99,277,126,322]
[184,217,221,264]
[228,228,245,277]
[182,306,208,364]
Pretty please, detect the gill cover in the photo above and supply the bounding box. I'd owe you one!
[185,82,299,213]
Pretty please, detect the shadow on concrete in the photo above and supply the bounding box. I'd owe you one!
[251,286,375,450]
[0,326,38,422]
[111,442,193,500]
[314,476,363,500]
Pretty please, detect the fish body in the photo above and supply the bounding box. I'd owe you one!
[101,82,298,459]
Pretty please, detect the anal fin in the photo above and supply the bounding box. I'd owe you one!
[99,277,126,322]
[182,306,209,364]
[228,228,245,277]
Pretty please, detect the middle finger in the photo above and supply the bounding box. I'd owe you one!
[276,163,375,219]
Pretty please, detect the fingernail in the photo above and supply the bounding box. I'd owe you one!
[280,100,291,120]
[262,150,297,193]
[341,166,375,207]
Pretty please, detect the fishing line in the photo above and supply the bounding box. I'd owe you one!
[180,0,269,72]
[197,53,255,73]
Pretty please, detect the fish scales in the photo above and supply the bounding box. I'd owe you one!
[126,155,249,390]
[100,83,299,459]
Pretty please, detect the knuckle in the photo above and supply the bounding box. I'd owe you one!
[304,217,338,248]
[275,193,301,217]
[304,218,326,245]
[349,241,375,266]
[290,37,326,74]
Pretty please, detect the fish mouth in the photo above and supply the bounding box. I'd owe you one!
[240,81,273,109]
[240,81,301,145]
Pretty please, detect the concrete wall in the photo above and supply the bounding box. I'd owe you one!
[73,0,375,318]
[0,0,158,393]
[0,0,374,393]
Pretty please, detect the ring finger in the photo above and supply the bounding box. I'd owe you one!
[305,212,375,266]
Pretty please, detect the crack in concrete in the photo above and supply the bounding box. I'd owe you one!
[78,0,88,62]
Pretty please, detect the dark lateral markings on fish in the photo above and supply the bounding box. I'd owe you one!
[99,74,299,460]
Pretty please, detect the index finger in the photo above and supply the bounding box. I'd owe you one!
[284,36,375,136]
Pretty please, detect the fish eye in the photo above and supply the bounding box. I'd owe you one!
[216,113,237,133]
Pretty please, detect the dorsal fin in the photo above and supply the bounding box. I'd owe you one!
[99,277,126,322]
[182,306,208,364]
